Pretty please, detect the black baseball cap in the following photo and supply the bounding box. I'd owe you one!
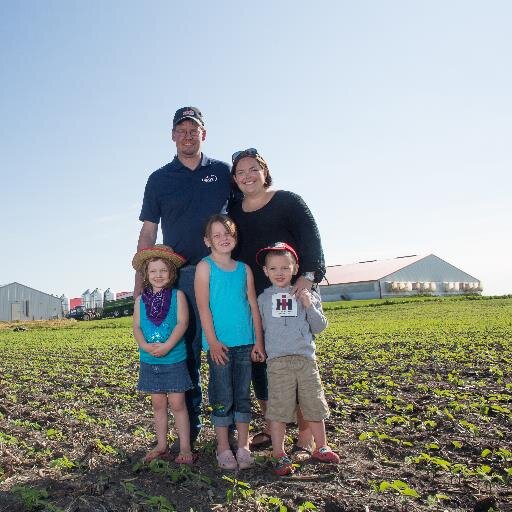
[172,106,204,129]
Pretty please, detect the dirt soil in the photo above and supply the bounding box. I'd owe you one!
[1,376,511,512]
[1,309,512,512]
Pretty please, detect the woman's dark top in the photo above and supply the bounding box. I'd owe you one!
[229,190,326,295]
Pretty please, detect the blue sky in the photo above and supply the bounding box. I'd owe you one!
[1,1,511,298]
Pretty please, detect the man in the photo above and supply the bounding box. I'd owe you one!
[135,106,231,449]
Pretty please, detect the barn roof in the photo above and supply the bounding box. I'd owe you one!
[0,281,61,299]
[321,254,427,285]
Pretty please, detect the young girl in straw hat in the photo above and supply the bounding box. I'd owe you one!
[132,244,193,464]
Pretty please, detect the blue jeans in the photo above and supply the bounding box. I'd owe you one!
[207,344,253,427]
[176,265,202,441]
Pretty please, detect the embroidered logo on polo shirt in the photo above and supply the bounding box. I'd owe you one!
[202,175,218,183]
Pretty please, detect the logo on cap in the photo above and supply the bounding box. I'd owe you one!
[173,106,204,128]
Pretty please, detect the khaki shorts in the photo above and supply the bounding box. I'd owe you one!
[266,355,329,423]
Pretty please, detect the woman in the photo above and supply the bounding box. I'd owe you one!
[228,148,326,456]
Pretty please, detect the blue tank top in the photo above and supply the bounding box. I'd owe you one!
[139,288,187,364]
[201,257,255,351]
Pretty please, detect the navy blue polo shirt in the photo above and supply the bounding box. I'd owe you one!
[139,154,231,264]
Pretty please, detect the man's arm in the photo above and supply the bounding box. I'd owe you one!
[133,221,158,297]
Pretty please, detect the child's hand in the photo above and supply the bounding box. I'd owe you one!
[151,343,170,357]
[251,344,266,363]
[296,288,313,308]
[209,340,229,365]
[144,342,160,355]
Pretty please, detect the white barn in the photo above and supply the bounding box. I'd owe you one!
[0,282,64,321]
[320,254,482,302]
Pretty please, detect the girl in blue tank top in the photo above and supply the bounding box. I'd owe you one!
[195,214,265,470]
[132,244,194,465]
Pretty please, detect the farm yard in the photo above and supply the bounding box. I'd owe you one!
[1,297,511,512]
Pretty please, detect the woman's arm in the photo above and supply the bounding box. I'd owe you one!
[284,192,326,293]
[194,260,229,365]
[288,192,325,278]
[246,265,265,362]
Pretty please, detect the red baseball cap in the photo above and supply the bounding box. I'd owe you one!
[256,242,299,266]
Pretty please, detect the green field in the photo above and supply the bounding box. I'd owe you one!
[1,297,511,511]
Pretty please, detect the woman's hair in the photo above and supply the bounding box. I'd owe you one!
[141,257,177,289]
[204,213,237,241]
[231,153,273,190]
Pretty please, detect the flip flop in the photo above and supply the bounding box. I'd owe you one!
[290,443,312,461]
[249,431,272,451]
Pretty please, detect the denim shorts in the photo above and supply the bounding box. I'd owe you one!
[207,344,253,427]
[138,360,193,393]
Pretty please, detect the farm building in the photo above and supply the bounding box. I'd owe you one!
[319,254,482,302]
[69,297,82,309]
[0,282,64,321]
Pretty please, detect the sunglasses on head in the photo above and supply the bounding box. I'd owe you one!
[231,148,259,163]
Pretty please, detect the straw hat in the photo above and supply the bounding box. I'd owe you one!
[132,244,186,272]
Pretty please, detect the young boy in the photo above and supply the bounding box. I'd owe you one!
[256,242,340,475]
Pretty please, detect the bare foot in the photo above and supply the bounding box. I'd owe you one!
[143,446,169,463]
[175,451,194,465]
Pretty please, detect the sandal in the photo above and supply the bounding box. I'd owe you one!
[143,447,170,463]
[273,453,294,476]
[175,451,194,465]
[216,449,238,470]
[312,446,340,464]
[290,443,312,462]
[249,431,272,451]
[236,447,254,469]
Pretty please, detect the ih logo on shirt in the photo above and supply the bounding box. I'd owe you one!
[271,293,298,317]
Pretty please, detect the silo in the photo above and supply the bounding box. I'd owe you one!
[90,288,104,308]
[60,294,69,314]
[82,289,91,308]
[104,288,115,302]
